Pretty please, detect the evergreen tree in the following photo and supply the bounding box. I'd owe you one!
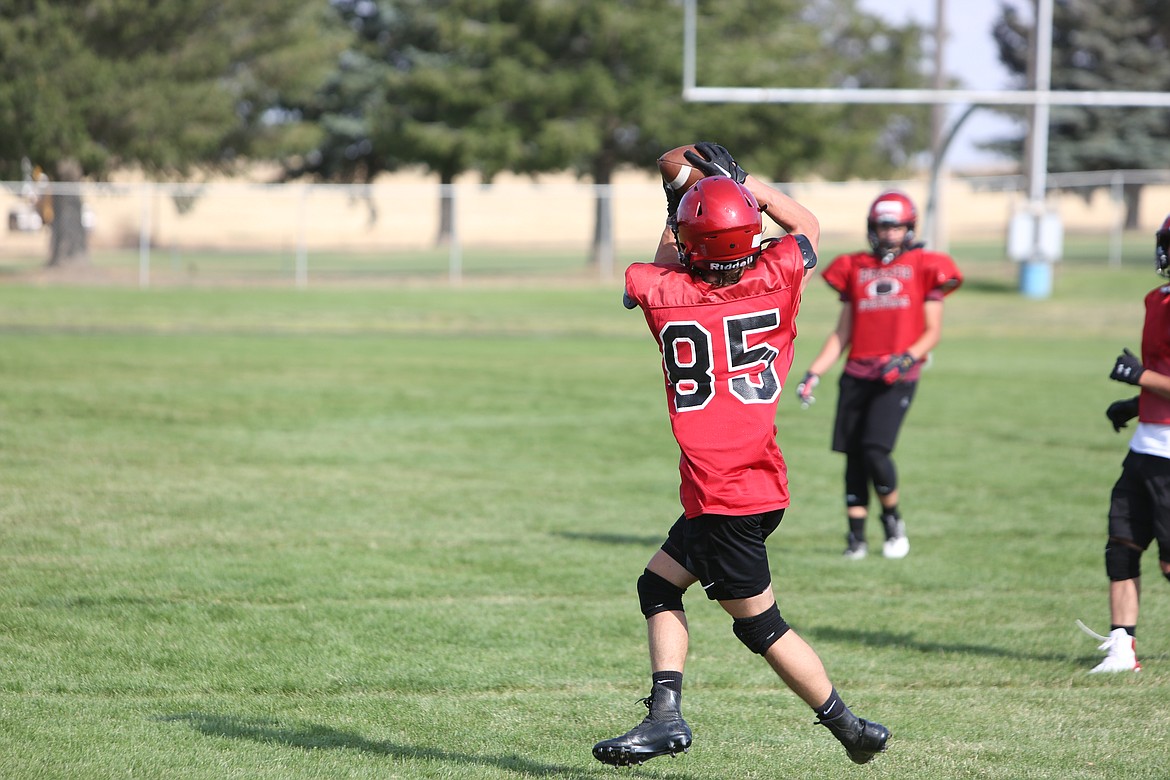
[992,0,1170,227]
[301,0,932,260]
[0,0,345,267]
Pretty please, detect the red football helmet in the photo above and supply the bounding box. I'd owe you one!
[675,176,764,272]
[866,190,918,260]
[1157,214,1170,277]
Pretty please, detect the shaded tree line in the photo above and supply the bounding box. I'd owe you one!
[6,1,1166,267]
[991,0,1170,227]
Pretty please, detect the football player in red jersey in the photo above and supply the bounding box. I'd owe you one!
[1083,215,1170,673]
[796,191,962,561]
[592,143,889,768]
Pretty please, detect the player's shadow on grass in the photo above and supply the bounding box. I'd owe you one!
[959,277,1019,295]
[809,626,1069,662]
[158,712,708,780]
[554,531,664,547]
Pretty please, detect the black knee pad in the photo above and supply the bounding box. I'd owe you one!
[844,457,869,507]
[1105,538,1143,581]
[732,603,790,655]
[638,569,686,618]
[863,445,897,495]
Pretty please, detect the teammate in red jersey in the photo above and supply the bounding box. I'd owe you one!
[795,191,962,560]
[592,142,888,768]
[1083,215,1170,673]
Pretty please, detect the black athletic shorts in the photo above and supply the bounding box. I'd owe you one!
[660,509,785,601]
[832,373,917,454]
[1108,450,1170,563]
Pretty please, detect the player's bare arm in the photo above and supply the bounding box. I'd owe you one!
[808,306,853,376]
[744,174,821,254]
[1137,369,1170,400]
[796,306,851,407]
[903,299,945,362]
[654,224,680,264]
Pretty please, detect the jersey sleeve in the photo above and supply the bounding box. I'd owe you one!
[921,251,963,297]
[821,254,853,299]
[624,263,650,309]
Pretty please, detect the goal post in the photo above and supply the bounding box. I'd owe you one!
[680,0,1170,296]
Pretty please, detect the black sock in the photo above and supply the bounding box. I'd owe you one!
[652,671,683,695]
[848,516,867,541]
[814,687,850,722]
[880,506,901,539]
[1111,625,1136,637]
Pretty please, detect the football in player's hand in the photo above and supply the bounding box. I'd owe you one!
[657,145,704,196]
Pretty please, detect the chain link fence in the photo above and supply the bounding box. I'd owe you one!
[3,170,1169,286]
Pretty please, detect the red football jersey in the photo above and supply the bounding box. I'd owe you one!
[625,236,808,518]
[821,248,962,379]
[1139,285,1170,424]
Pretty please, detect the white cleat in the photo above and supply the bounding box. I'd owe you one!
[882,534,910,559]
[1079,623,1141,674]
[880,517,909,559]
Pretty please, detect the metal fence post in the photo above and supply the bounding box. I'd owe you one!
[598,183,614,282]
[448,184,462,286]
[295,185,309,289]
[138,183,152,289]
[1109,171,1124,269]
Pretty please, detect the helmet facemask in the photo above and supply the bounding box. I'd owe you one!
[868,221,917,264]
[866,191,919,263]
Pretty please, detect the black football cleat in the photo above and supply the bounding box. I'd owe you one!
[817,710,890,764]
[592,684,692,767]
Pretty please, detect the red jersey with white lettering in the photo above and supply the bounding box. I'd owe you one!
[625,236,808,518]
[821,248,962,380]
[1139,284,1170,424]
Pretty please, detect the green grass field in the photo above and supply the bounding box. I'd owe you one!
[2,253,1169,779]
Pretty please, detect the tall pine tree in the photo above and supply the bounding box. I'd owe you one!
[992,0,1170,227]
[302,0,932,261]
[0,1,344,267]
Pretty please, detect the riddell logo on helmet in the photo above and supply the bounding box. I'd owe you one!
[708,257,753,271]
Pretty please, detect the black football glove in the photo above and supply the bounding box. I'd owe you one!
[683,141,748,184]
[795,371,819,408]
[1109,348,1145,385]
[663,180,683,223]
[880,352,916,385]
[1105,396,1139,432]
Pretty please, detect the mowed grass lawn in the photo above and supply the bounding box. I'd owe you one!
[2,257,1168,779]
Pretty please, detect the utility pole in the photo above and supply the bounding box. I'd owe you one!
[929,0,948,251]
